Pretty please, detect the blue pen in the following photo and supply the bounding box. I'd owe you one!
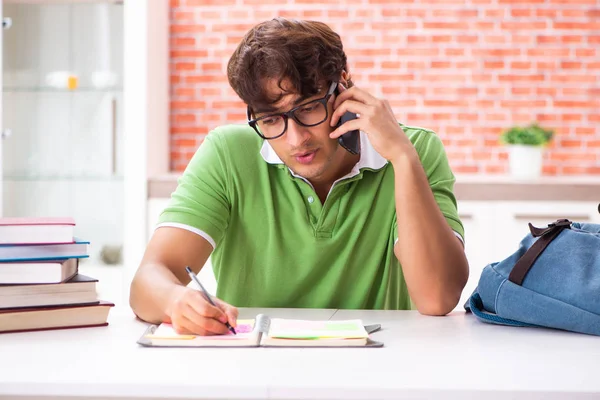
[185,266,236,335]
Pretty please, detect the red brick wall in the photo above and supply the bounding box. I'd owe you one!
[169,0,600,175]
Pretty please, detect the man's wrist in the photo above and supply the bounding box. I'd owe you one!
[389,144,420,170]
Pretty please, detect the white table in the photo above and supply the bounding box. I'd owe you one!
[1,307,599,400]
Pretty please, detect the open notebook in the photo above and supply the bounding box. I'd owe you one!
[138,314,383,348]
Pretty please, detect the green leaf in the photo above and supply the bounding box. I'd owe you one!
[499,123,554,146]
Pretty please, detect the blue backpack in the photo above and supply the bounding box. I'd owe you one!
[466,217,600,335]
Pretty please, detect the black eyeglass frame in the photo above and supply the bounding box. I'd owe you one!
[246,81,338,140]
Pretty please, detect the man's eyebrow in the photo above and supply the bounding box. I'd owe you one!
[253,106,279,115]
[292,94,311,106]
[254,94,313,115]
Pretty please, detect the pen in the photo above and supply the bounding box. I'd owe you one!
[185,266,237,335]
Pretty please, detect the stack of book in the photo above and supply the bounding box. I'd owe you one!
[0,217,114,333]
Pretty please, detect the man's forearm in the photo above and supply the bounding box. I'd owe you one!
[129,264,186,324]
[391,150,469,316]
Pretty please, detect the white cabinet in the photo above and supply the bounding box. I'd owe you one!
[1,0,169,306]
[457,201,600,311]
[2,2,124,261]
[457,202,495,309]
[147,198,168,240]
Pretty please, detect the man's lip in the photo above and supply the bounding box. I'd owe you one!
[292,150,317,157]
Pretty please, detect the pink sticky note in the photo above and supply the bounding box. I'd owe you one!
[228,322,254,334]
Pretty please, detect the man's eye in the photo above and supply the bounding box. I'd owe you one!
[261,117,280,125]
[299,104,319,113]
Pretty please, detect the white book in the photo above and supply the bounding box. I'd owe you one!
[0,258,78,284]
[0,274,98,309]
[0,217,75,244]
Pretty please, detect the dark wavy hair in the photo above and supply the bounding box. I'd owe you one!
[227,18,348,112]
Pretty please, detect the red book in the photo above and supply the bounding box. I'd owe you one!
[0,301,114,334]
[0,217,75,245]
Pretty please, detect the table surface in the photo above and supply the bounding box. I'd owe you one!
[1,307,599,400]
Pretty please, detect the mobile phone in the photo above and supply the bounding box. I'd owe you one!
[335,88,361,155]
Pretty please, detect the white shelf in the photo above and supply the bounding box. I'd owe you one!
[3,86,122,93]
[3,175,123,181]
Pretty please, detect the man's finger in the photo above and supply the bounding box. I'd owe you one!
[195,316,230,335]
[172,316,205,335]
[180,306,230,335]
[215,298,239,327]
[329,118,362,139]
[178,314,228,336]
[333,85,378,110]
[330,100,368,127]
[225,306,239,328]
[185,291,227,322]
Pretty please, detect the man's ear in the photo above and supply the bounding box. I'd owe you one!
[340,70,353,88]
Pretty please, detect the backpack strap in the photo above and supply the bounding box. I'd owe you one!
[508,219,572,286]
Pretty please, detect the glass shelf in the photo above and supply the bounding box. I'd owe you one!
[3,86,123,93]
[3,2,126,264]
[3,175,123,181]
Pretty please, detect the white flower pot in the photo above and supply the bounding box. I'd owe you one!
[507,145,544,180]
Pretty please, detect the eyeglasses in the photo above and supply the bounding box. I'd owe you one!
[247,81,337,140]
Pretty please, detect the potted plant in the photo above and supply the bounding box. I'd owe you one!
[500,123,554,179]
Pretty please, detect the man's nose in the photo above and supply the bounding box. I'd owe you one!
[286,119,310,148]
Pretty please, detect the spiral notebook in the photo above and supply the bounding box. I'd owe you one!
[137,314,383,348]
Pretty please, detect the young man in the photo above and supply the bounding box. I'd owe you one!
[130,18,468,335]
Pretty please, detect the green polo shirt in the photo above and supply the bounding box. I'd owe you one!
[157,124,464,310]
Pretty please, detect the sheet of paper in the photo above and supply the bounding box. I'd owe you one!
[267,319,368,339]
[147,319,255,340]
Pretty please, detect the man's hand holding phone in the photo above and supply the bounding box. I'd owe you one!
[330,84,416,164]
[166,285,238,335]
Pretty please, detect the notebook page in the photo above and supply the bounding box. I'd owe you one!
[146,319,255,341]
[267,319,368,339]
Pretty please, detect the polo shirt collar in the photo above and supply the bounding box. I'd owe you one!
[259,131,388,176]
